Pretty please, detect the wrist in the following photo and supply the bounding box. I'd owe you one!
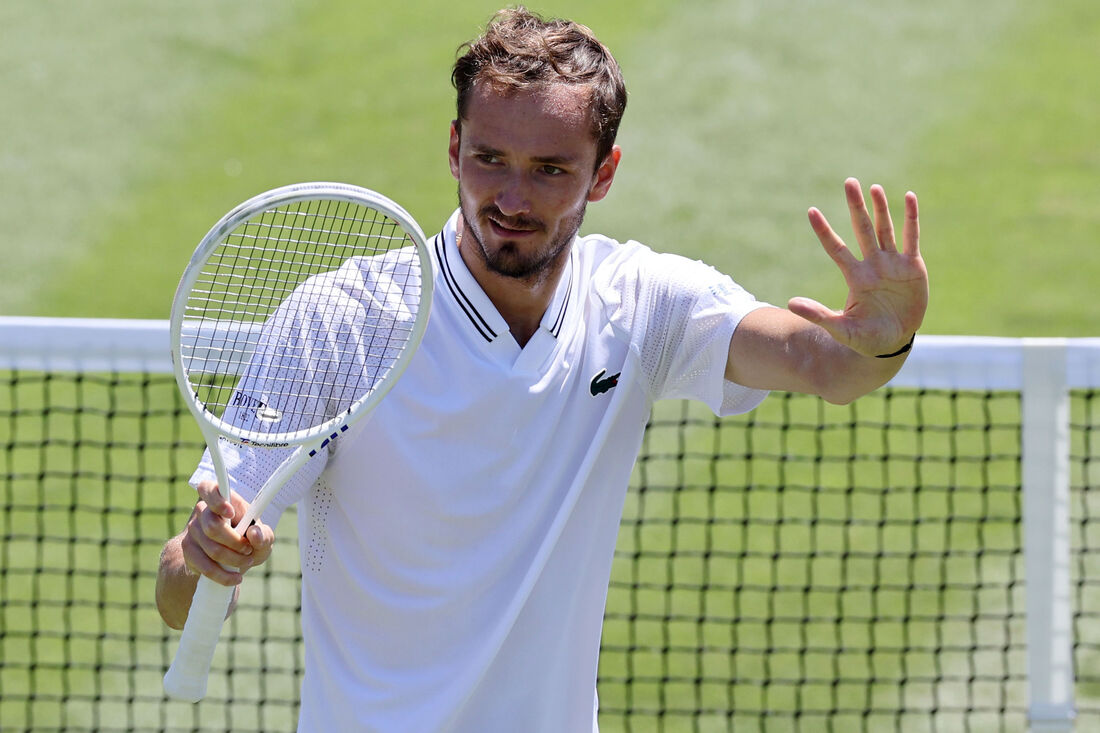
[875,333,915,359]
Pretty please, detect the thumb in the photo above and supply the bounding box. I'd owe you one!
[243,520,276,564]
[787,297,851,346]
[788,296,838,327]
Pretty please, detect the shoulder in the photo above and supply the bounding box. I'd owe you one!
[276,249,424,331]
[574,233,666,291]
[572,232,767,344]
[573,232,743,305]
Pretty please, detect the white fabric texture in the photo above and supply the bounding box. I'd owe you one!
[189,248,423,525]
[190,210,771,731]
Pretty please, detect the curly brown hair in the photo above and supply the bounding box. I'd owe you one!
[452,7,627,170]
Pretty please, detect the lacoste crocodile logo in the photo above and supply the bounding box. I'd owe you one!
[589,369,621,396]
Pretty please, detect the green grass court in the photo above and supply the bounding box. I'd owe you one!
[2,1,1097,730]
[2,0,1096,334]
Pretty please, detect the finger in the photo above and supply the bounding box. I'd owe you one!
[181,529,249,586]
[192,525,255,574]
[243,521,276,565]
[808,207,859,271]
[190,495,252,558]
[844,178,879,259]
[228,491,259,531]
[902,190,920,256]
[186,547,245,587]
[870,184,897,253]
[195,480,234,522]
[194,507,253,554]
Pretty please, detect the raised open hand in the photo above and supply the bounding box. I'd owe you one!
[787,178,928,358]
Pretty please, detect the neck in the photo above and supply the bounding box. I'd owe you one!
[456,218,568,349]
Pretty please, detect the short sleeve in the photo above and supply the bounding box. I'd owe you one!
[594,241,772,416]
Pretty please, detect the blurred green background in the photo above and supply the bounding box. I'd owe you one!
[3,0,1096,335]
[2,3,1098,731]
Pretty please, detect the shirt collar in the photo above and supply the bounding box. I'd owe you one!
[436,209,575,345]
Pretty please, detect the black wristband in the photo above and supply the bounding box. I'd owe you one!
[875,333,915,358]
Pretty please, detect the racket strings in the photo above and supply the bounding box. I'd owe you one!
[180,198,422,436]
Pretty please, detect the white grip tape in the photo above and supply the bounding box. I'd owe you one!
[163,576,236,702]
[161,448,302,702]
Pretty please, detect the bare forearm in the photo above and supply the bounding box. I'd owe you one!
[727,309,911,405]
[157,487,272,630]
[156,533,240,630]
[156,534,198,629]
[802,329,911,404]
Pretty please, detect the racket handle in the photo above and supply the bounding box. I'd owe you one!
[163,576,235,702]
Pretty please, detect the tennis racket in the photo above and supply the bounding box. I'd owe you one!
[162,182,432,702]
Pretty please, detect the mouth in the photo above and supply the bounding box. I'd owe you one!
[486,212,541,239]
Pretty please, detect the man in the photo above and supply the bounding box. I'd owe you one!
[157,7,927,731]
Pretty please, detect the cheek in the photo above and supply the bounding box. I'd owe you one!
[536,177,587,212]
[457,167,496,202]
[550,186,590,222]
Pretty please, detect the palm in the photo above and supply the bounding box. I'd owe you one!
[788,179,928,358]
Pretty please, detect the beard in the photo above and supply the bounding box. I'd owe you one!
[458,188,587,282]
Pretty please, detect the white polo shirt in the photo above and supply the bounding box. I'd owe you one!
[193,209,770,732]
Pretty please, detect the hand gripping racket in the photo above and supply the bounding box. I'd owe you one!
[163,182,432,702]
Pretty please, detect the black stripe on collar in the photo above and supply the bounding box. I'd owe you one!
[435,234,496,343]
[549,253,572,338]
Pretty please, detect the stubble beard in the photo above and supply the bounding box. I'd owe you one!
[458,188,587,284]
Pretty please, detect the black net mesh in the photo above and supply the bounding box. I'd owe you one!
[1,368,1097,732]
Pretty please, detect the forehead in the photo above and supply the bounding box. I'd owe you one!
[461,81,598,158]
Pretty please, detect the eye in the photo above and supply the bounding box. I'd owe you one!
[540,165,566,176]
[475,153,502,165]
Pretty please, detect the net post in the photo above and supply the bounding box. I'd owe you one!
[1023,339,1075,732]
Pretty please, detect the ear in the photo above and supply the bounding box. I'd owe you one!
[448,121,461,181]
[587,145,622,203]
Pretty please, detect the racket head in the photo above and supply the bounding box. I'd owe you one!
[169,182,432,448]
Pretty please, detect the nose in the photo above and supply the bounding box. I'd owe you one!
[494,172,532,217]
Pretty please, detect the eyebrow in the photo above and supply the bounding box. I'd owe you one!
[469,143,581,167]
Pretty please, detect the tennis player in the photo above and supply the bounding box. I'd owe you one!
[156,7,928,731]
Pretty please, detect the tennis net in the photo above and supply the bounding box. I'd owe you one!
[1,317,1098,732]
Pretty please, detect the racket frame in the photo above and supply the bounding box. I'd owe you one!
[163,182,432,702]
[170,183,431,498]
